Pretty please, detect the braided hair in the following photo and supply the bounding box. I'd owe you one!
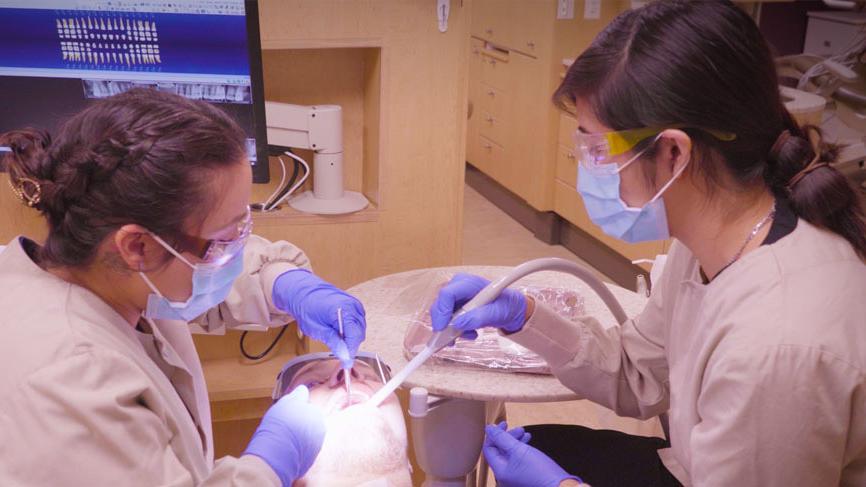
[1,88,247,267]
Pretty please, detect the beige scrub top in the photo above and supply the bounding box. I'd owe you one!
[0,234,312,486]
[508,220,866,486]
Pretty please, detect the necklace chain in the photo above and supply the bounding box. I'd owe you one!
[725,203,776,269]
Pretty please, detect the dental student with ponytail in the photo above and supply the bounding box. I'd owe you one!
[436,2,866,486]
[0,89,367,486]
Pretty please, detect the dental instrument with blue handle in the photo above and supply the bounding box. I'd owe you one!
[367,257,630,407]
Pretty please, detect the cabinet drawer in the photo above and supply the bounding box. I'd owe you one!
[467,41,484,166]
[479,46,512,91]
[479,135,506,172]
[507,1,553,56]
[478,82,505,118]
[469,132,490,172]
[554,180,666,263]
[473,134,505,175]
[472,0,553,56]
[555,144,577,186]
[558,112,578,148]
[479,110,507,146]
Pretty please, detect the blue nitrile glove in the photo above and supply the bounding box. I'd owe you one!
[483,422,582,487]
[273,269,366,369]
[494,421,532,444]
[430,273,528,338]
[244,386,325,486]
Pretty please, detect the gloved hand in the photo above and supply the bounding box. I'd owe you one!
[273,269,366,369]
[483,422,582,487]
[430,273,528,338]
[244,386,326,486]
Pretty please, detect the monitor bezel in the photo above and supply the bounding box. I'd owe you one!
[245,0,270,184]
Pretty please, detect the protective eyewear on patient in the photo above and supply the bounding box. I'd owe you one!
[272,352,392,401]
[169,206,253,266]
[574,126,736,173]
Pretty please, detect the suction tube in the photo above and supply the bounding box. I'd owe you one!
[367,258,629,406]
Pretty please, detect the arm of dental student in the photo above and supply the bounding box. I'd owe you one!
[505,251,675,420]
[192,234,313,333]
[432,251,675,420]
[192,234,366,367]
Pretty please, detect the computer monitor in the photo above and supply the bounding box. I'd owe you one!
[0,0,270,183]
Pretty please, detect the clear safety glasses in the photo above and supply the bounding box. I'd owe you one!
[574,126,736,174]
[271,352,392,401]
[167,205,253,267]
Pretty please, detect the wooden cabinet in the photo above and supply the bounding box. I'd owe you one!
[467,1,557,211]
[467,0,670,276]
[466,35,552,209]
[471,0,551,57]
[466,0,628,211]
[467,38,484,168]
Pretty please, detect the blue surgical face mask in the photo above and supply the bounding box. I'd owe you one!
[139,234,245,322]
[576,143,687,243]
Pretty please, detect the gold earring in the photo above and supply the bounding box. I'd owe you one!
[7,177,42,207]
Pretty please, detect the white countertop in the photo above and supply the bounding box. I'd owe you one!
[350,265,649,403]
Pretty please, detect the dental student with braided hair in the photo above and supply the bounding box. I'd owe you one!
[0,88,367,486]
[433,2,866,486]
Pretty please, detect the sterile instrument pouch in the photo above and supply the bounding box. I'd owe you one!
[402,272,585,375]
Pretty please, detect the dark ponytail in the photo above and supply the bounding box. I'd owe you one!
[1,87,247,267]
[553,0,866,259]
[765,122,866,256]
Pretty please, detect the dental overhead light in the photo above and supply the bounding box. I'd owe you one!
[264,101,369,215]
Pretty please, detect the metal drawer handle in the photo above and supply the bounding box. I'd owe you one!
[484,143,493,149]
[567,152,575,159]
[527,41,535,49]
[487,90,495,96]
[486,116,494,123]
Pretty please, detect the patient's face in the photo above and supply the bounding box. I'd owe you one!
[288,359,410,487]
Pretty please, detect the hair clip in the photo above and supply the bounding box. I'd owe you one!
[7,176,42,207]
[786,159,829,190]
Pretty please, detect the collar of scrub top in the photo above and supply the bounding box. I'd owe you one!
[272,351,392,401]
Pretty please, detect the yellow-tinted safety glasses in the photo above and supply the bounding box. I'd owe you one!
[574,126,736,172]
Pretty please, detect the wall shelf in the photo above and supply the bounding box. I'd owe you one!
[256,46,384,218]
[251,202,380,225]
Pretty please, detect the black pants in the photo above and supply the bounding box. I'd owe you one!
[523,424,683,487]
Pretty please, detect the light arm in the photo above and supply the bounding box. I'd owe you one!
[264,101,342,154]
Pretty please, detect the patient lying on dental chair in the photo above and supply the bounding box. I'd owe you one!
[280,355,412,487]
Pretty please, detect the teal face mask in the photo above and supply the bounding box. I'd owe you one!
[576,142,686,243]
[139,234,245,322]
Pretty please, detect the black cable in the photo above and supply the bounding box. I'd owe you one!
[240,325,289,360]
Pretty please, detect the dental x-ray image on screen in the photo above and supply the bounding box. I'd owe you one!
[0,0,270,182]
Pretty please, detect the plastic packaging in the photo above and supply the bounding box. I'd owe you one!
[402,274,585,375]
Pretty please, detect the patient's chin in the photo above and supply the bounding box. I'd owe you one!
[298,404,410,486]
